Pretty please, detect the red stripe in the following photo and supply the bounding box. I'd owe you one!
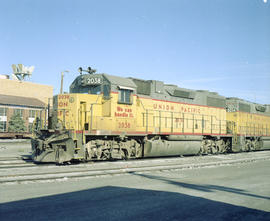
[76,130,270,137]
[137,96,225,110]
[158,132,229,136]
[75,130,230,137]
[237,134,270,137]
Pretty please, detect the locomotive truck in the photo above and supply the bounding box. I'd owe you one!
[31,67,270,163]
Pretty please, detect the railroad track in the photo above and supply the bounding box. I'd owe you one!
[1,151,270,184]
[0,156,36,169]
[0,155,32,161]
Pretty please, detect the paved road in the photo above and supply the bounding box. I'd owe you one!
[1,155,270,220]
[0,139,31,157]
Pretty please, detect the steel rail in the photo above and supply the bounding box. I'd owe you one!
[1,155,270,184]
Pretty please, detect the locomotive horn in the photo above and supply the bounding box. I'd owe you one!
[78,67,83,75]
[78,66,96,74]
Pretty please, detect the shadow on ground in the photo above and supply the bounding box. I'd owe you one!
[1,185,269,221]
[129,172,270,201]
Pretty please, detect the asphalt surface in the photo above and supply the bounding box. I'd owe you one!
[0,139,31,157]
[1,153,270,220]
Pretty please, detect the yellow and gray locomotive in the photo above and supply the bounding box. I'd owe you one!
[32,67,270,163]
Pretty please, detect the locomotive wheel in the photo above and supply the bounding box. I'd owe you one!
[211,144,218,154]
[121,149,128,160]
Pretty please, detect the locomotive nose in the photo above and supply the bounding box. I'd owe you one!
[31,130,75,164]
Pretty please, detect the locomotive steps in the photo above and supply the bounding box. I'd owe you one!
[1,150,270,184]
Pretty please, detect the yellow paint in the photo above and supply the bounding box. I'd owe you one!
[227,111,270,136]
[55,92,228,135]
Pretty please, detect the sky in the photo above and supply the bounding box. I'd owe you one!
[0,0,270,104]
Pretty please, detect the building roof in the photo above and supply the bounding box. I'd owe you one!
[0,94,46,108]
[0,78,53,105]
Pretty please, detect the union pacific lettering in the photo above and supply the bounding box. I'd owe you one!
[58,95,70,107]
[153,103,201,114]
[153,103,174,111]
[180,106,201,114]
[58,110,69,117]
[58,102,69,107]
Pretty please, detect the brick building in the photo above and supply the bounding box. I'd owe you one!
[0,75,53,136]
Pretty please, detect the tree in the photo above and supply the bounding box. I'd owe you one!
[8,113,26,132]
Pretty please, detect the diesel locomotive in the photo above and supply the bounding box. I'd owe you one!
[31,67,270,163]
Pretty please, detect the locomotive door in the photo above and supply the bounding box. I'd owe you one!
[80,102,88,130]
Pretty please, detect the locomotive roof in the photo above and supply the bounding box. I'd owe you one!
[226,97,270,115]
[103,74,137,89]
[69,73,137,93]
[129,76,226,108]
[69,71,269,112]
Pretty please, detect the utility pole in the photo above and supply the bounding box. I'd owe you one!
[60,70,69,94]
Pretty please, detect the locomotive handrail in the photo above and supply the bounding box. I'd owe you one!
[142,108,227,135]
[239,124,269,137]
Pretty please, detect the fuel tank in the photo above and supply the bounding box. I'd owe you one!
[261,137,270,150]
[144,138,201,157]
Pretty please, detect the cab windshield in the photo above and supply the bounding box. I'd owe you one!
[70,84,110,97]
[78,85,101,94]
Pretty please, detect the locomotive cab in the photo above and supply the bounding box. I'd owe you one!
[32,68,139,163]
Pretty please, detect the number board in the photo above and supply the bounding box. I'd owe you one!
[85,77,103,85]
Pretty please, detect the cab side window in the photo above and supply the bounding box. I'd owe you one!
[119,89,132,104]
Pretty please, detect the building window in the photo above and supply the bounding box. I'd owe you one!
[14,109,23,117]
[0,121,7,132]
[0,107,7,116]
[28,122,33,133]
[29,110,38,118]
[29,110,40,131]
[119,89,132,104]
[0,108,7,132]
